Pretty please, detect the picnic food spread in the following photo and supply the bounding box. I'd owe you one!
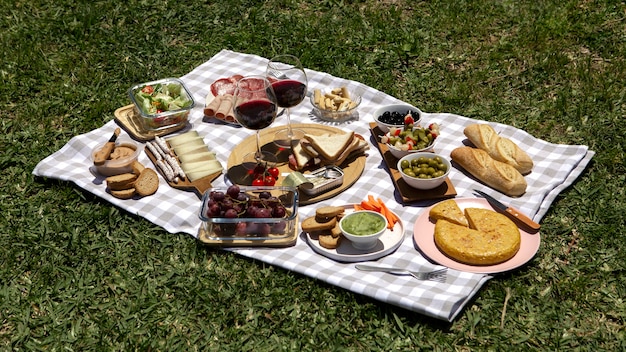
[34,50,595,322]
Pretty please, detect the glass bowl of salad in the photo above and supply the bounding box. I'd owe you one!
[129,77,195,131]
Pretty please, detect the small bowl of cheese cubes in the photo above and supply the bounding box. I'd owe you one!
[310,86,361,122]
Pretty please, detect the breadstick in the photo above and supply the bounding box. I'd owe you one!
[154,136,173,156]
[157,159,175,182]
[146,141,163,160]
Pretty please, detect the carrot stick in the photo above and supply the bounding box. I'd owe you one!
[378,198,398,229]
[360,200,377,211]
[367,195,381,210]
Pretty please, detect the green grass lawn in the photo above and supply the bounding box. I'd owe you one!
[2,0,625,350]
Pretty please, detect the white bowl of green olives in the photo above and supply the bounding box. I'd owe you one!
[397,152,451,190]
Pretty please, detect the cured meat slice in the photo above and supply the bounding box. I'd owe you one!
[210,78,236,96]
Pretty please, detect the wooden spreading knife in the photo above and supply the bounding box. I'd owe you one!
[473,189,541,232]
[93,128,121,165]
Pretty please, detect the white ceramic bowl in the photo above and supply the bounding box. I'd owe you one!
[339,210,388,250]
[396,152,451,190]
[387,136,437,159]
[373,104,422,133]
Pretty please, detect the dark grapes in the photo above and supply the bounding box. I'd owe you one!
[204,186,291,238]
[227,185,240,198]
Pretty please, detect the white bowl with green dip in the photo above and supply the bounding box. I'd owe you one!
[339,210,388,250]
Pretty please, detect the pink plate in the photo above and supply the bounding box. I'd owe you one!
[413,198,541,274]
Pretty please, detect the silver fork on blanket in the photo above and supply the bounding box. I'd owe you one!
[355,265,448,282]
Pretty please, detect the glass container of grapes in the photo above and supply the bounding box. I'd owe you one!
[199,185,299,241]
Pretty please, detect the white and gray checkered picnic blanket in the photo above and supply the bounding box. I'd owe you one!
[33,49,594,321]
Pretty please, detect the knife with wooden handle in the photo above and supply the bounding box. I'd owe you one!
[474,189,541,232]
[93,128,121,165]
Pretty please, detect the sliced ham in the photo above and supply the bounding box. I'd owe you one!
[215,95,234,120]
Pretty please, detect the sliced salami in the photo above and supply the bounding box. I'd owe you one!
[210,78,236,96]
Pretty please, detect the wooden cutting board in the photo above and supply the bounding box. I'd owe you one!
[227,123,366,205]
[114,104,190,142]
[369,122,457,203]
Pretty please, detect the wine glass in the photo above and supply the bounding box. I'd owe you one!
[266,54,308,148]
[232,75,278,167]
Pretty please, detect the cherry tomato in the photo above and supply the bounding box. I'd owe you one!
[252,177,265,186]
[264,175,276,186]
[141,85,154,94]
[267,167,279,179]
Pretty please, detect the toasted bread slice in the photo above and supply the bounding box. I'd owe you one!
[315,206,345,219]
[109,188,136,199]
[106,173,138,191]
[304,131,354,160]
[135,168,159,197]
[301,215,337,233]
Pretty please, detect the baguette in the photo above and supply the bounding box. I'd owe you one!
[463,123,533,174]
[451,146,527,196]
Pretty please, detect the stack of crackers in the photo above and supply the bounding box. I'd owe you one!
[301,206,346,249]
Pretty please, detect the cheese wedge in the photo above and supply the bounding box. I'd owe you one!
[166,130,199,145]
[173,144,210,156]
[167,136,204,149]
[178,151,217,164]
[185,164,224,181]
[181,159,222,173]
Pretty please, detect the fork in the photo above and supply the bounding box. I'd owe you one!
[355,264,448,282]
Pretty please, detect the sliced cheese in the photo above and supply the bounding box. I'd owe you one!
[181,159,223,173]
[178,151,217,164]
[185,163,224,181]
[174,144,210,156]
[167,136,204,149]
[166,130,199,145]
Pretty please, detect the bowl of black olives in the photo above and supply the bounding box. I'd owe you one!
[373,104,422,133]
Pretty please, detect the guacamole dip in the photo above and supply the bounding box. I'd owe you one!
[342,212,386,236]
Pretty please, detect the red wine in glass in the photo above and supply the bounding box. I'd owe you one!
[234,99,277,130]
[266,54,308,148]
[271,79,307,108]
[232,76,278,167]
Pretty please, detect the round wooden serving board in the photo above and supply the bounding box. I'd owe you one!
[227,123,366,205]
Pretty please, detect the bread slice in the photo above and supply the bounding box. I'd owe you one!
[109,188,136,199]
[106,173,138,191]
[131,161,146,175]
[319,233,342,249]
[134,168,159,196]
[315,206,345,219]
[328,137,368,166]
[292,141,314,171]
[301,215,337,233]
[304,131,354,160]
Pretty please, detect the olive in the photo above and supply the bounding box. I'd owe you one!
[403,168,416,177]
[400,160,410,169]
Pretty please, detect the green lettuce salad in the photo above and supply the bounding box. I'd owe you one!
[133,82,193,115]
